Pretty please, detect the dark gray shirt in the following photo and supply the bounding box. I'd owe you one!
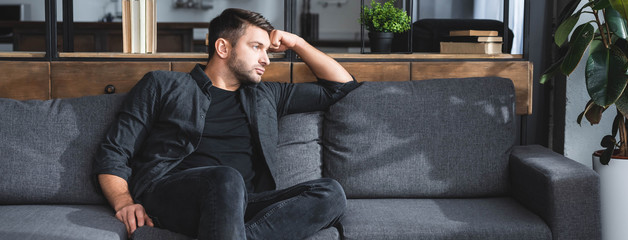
[93,64,359,200]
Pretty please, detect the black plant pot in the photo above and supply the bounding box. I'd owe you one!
[368,32,394,53]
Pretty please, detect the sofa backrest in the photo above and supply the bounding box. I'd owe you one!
[0,94,126,205]
[274,112,325,189]
[323,78,516,198]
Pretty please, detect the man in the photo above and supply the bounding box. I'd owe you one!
[93,8,359,240]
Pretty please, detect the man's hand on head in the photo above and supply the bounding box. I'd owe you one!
[115,203,154,237]
[269,30,304,53]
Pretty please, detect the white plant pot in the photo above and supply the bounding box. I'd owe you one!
[593,152,628,240]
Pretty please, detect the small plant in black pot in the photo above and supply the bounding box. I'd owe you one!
[359,0,411,53]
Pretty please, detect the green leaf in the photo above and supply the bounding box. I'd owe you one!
[578,100,596,125]
[615,82,628,116]
[607,7,628,39]
[601,146,614,165]
[540,57,565,84]
[586,102,607,124]
[555,13,581,47]
[594,0,612,10]
[611,0,628,22]
[586,41,628,107]
[562,23,595,75]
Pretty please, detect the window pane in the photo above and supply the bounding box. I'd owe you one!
[0,1,48,55]
[414,0,525,54]
[295,0,361,53]
[57,0,286,53]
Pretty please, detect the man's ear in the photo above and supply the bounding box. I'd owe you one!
[215,38,231,59]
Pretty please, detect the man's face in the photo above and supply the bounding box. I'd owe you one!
[228,25,271,85]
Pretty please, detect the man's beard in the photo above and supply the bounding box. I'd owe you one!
[228,50,260,86]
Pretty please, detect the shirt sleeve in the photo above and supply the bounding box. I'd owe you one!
[283,76,360,115]
[92,72,160,182]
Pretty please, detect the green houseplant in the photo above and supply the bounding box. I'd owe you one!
[542,0,628,164]
[542,1,628,237]
[359,0,411,53]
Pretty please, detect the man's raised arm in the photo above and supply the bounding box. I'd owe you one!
[269,30,353,83]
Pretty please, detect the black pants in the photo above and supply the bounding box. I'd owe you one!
[141,166,346,240]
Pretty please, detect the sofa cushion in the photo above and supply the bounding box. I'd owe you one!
[0,205,126,240]
[133,223,339,240]
[341,198,551,240]
[323,78,515,198]
[274,112,325,189]
[0,94,126,204]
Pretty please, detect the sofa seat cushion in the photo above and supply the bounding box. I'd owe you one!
[341,198,551,240]
[133,224,339,240]
[0,205,126,240]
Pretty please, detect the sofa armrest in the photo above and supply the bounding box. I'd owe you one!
[510,145,600,240]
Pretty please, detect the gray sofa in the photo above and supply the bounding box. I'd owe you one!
[0,77,600,240]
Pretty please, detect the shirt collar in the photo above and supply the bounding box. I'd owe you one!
[190,64,212,92]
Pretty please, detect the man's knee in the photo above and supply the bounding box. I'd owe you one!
[198,166,246,198]
[313,178,347,217]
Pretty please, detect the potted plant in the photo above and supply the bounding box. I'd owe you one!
[359,0,411,53]
[541,0,628,238]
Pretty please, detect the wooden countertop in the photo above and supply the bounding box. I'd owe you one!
[0,52,523,60]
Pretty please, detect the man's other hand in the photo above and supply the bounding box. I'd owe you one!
[115,203,154,237]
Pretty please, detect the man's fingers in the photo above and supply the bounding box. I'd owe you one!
[269,30,282,49]
[127,209,137,234]
[136,209,145,228]
[119,211,131,236]
[145,212,155,227]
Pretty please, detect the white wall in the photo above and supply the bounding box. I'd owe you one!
[564,0,613,168]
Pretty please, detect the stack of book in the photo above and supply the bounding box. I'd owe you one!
[439,30,502,54]
[122,0,157,54]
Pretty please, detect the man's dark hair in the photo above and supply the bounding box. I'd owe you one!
[207,8,274,59]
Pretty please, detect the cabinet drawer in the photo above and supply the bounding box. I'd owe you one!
[51,62,170,98]
[0,61,50,100]
[171,61,291,83]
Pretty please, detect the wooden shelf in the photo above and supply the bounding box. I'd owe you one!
[0,52,46,58]
[326,53,523,60]
[1,52,522,60]
[57,52,287,59]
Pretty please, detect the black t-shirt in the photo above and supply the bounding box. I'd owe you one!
[170,86,256,191]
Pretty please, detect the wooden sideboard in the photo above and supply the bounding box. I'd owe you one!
[0,53,533,115]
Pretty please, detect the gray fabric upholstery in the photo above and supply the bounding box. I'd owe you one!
[304,227,340,240]
[0,94,126,205]
[275,112,325,189]
[133,225,338,240]
[133,226,192,240]
[0,205,126,240]
[341,198,551,240]
[510,145,601,240]
[323,78,516,198]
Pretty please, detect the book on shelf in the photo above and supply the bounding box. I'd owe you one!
[122,0,156,53]
[122,0,131,53]
[440,42,503,54]
[146,0,156,53]
[449,30,499,37]
[441,36,503,43]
